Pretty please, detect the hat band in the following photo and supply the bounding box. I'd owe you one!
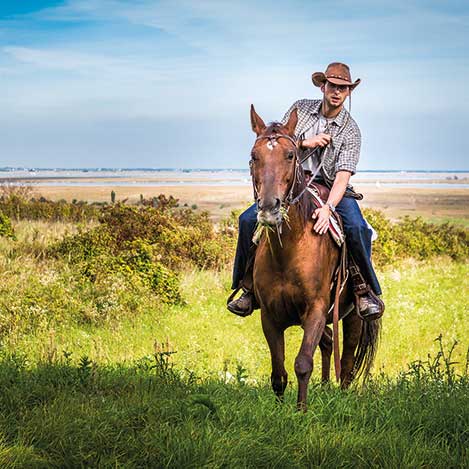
[326,74,351,82]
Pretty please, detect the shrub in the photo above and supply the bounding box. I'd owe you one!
[0,194,100,222]
[118,240,181,304]
[363,208,469,266]
[50,203,236,305]
[0,211,16,240]
[97,204,234,270]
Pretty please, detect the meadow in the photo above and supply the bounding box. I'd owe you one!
[0,192,468,467]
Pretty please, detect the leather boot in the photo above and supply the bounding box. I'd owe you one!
[227,288,257,317]
[358,291,385,321]
[349,260,384,321]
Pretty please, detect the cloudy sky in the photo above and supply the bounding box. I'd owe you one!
[1,0,468,169]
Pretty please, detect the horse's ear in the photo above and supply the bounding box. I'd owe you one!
[250,104,266,136]
[284,108,298,137]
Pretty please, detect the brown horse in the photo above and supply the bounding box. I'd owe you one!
[249,105,380,410]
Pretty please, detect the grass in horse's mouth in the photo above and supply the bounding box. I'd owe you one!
[253,207,290,249]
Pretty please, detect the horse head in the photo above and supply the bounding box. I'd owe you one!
[249,105,301,226]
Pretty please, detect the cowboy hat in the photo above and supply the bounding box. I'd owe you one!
[312,62,361,90]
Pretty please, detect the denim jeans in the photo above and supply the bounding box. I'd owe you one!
[231,197,382,295]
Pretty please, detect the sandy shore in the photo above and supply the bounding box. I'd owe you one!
[25,183,469,224]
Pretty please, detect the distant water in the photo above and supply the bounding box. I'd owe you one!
[0,168,468,189]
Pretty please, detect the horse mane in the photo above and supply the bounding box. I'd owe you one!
[297,187,316,227]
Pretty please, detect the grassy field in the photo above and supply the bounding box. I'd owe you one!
[0,220,468,467]
[4,261,469,380]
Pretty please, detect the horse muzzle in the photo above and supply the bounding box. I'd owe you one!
[257,197,284,226]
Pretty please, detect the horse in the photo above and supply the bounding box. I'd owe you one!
[249,105,380,410]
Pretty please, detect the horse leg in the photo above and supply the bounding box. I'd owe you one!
[341,311,362,388]
[261,314,288,400]
[319,326,332,383]
[295,312,326,411]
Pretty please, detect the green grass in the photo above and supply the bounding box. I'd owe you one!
[0,346,467,468]
[3,262,468,381]
[0,221,468,467]
[426,215,469,228]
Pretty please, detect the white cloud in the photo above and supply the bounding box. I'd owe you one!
[0,0,467,168]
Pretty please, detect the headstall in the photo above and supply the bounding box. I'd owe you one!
[250,133,308,208]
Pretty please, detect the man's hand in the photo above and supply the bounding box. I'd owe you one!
[301,133,331,149]
[312,205,331,235]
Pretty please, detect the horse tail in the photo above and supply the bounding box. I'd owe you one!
[351,317,381,381]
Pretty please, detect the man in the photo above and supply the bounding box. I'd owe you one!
[227,62,384,320]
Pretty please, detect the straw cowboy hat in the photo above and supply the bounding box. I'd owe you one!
[312,62,361,90]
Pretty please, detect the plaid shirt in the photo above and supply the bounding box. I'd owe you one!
[281,99,361,188]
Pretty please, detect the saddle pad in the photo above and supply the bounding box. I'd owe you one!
[306,187,345,246]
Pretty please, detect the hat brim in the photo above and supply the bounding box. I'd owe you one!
[312,72,361,90]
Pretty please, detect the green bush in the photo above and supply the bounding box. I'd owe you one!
[0,194,100,222]
[118,240,181,304]
[0,211,16,240]
[363,208,469,266]
[50,203,236,305]
[95,204,233,270]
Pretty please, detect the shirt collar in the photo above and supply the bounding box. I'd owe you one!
[310,100,348,127]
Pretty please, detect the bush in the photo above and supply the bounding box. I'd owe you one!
[118,240,181,304]
[96,204,234,270]
[0,191,100,222]
[363,208,469,266]
[0,211,16,240]
[50,203,236,305]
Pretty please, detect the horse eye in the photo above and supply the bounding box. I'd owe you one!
[287,151,295,160]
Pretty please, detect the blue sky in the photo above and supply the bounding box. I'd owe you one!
[1,0,468,169]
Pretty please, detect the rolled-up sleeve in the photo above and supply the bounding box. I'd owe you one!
[335,125,361,175]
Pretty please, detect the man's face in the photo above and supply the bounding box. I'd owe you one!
[321,81,350,109]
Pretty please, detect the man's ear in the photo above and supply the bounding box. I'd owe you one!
[250,104,266,136]
[284,108,298,137]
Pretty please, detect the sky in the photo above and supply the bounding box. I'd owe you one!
[0,0,468,170]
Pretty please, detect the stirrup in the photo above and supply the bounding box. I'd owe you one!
[356,291,384,322]
[227,288,255,317]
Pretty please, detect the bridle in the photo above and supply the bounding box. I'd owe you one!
[249,132,308,209]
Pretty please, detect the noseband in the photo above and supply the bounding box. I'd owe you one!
[250,132,308,208]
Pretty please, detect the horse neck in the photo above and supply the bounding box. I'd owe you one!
[287,201,309,239]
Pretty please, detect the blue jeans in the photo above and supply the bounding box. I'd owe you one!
[231,198,382,295]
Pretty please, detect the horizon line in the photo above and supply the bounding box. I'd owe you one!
[1,167,468,173]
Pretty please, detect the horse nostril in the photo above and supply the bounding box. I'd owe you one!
[274,198,281,211]
[257,198,263,210]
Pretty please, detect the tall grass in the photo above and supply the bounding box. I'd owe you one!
[0,338,467,468]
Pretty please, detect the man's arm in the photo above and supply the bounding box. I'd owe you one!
[313,122,361,234]
[313,170,351,235]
